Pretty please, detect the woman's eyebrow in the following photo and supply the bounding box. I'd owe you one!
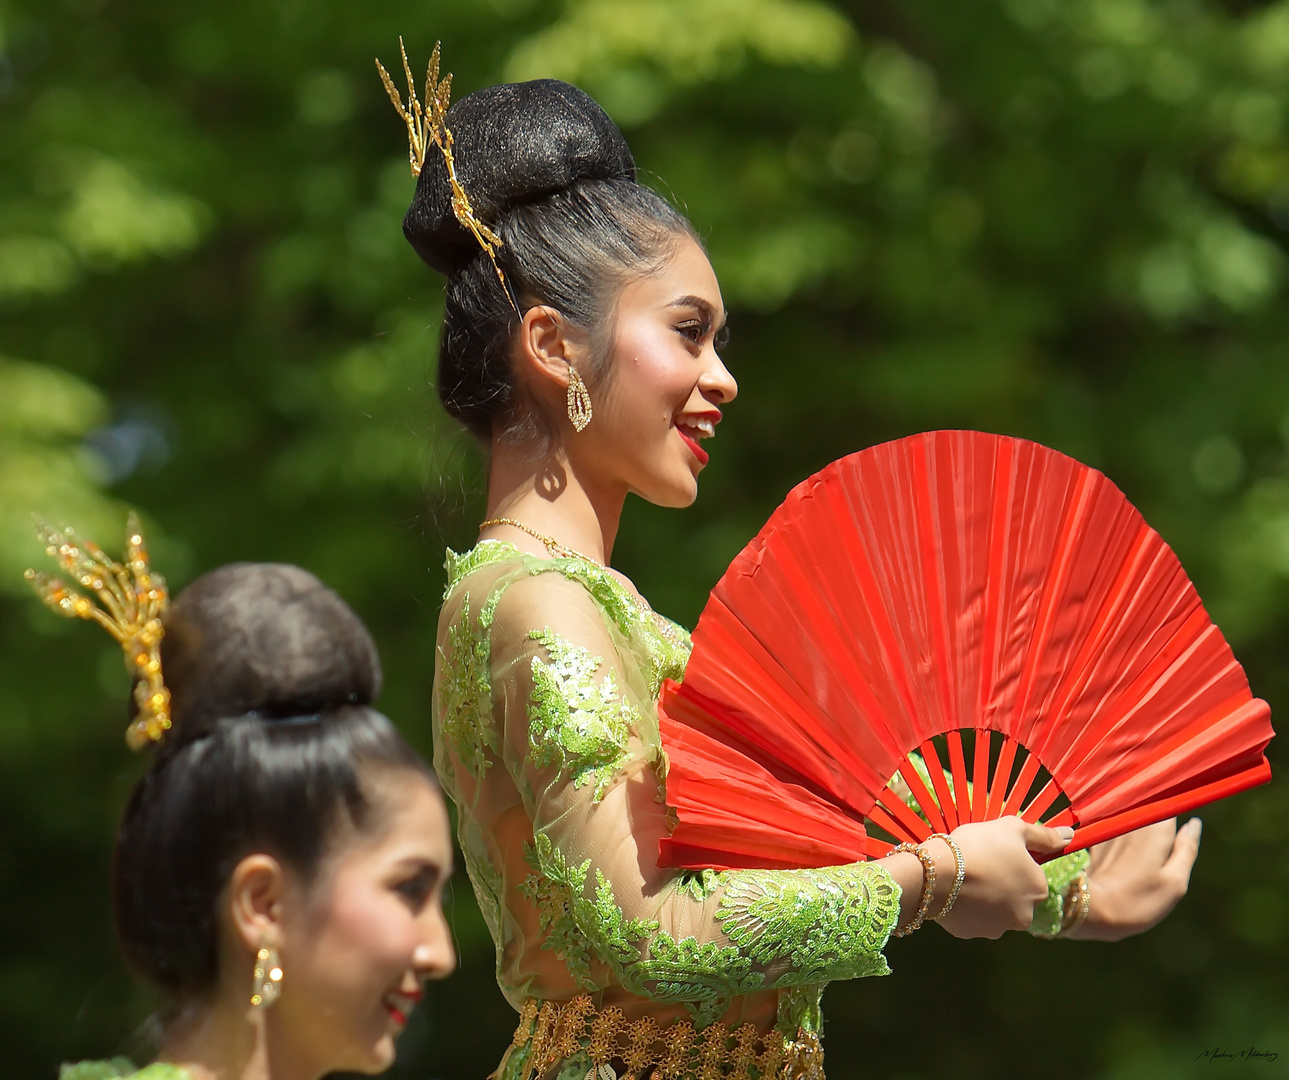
[668,295,728,331]
[393,856,445,881]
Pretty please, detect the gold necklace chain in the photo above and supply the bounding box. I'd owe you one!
[479,517,595,562]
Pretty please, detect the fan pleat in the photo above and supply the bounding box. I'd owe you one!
[659,431,1274,870]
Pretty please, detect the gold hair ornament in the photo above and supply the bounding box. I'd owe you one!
[376,38,521,315]
[25,514,171,750]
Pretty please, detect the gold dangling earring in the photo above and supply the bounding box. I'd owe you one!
[250,943,283,1009]
[566,363,592,432]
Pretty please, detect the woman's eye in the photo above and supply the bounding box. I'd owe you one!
[394,871,435,910]
[714,324,730,351]
[676,322,705,343]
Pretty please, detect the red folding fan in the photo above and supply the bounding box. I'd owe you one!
[658,431,1274,871]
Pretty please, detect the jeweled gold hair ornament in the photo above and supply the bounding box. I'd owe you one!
[25,513,171,750]
[376,38,520,314]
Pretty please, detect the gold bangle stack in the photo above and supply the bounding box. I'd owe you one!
[888,842,937,937]
[925,832,965,922]
[1058,871,1091,938]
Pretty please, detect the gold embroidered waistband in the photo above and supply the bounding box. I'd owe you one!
[500,995,824,1080]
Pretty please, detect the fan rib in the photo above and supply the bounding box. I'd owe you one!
[1020,775,1062,823]
[867,800,918,845]
[978,436,1014,743]
[1001,752,1043,818]
[986,735,1019,818]
[1069,758,1272,851]
[971,728,991,821]
[896,759,947,833]
[913,437,959,741]
[874,788,933,842]
[946,731,971,826]
[920,738,960,830]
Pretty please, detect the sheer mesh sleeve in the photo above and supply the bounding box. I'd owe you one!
[435,550,901,1030]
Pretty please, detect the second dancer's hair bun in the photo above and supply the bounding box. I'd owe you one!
[403,78,636,275]
[159,562,382,741]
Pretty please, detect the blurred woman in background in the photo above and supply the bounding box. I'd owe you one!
[30,543,456,1080]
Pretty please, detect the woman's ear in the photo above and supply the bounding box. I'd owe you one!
[226,853,289,953]
[515,305,587,391]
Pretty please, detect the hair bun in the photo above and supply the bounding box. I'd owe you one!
[159,563,381,738]
[403,78,636,275]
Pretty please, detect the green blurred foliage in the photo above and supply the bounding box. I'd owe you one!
[0,0,1285,1077]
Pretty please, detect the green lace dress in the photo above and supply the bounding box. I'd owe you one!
[433,541,1086,1079]
[59,1062,186,1080]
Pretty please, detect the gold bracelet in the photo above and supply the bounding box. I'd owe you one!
[925,832,965,922]
[888,842,937,937]
[1058,871,1091,938]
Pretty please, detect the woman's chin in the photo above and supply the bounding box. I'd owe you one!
[353,1035,398,1075]
[642,480,699,509]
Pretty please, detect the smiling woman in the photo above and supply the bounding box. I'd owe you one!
[396,53,1200,1080]
[44,555,456,1080]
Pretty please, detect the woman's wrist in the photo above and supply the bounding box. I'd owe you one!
[926,833,965,921]
[885,834,961,936]
[1031,868,1092,939]
[1058,871,1092,938]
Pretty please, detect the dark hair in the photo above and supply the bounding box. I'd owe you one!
[113,563,431,999]
[403,78,700,444]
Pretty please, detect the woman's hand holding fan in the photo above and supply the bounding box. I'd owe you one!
[1065,817,1203,941]
[930,819,1071,939]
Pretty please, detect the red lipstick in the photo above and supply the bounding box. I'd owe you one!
[678,429,709,465]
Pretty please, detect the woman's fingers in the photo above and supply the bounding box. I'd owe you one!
[1162,817,1202,893]
[1022,821,1075,857]
[1071,817,1202,941]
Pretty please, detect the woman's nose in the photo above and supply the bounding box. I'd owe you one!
[700,353,738,404]
[413,909,457,980]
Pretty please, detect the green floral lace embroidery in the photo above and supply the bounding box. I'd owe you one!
[460,835,505,947]
[436,596,499,777]
[777,985,824,1036]
[559,560,639,638]
[716,865,898,983]
[523,837,758,1027]
[524,834,898,1028]
[527,629,636,799]
[444,542,514,597]
[624,932,762,1028]
[677,868,722,902]
[641,612,691,697]
[60,1063,189,1080]
[1029,849,1091,937]
[520,836,601,989]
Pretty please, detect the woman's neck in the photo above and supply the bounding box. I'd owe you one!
[156,996,316,1080]
[485,438,624,564]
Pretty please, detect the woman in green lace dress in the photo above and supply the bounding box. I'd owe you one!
[60,563,456,1080]
[411,77,1203,1080]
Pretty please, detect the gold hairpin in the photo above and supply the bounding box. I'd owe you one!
[376,38,520,314]
[25,513,171,750]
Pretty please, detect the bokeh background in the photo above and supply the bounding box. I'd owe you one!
[1,0,1286,1077]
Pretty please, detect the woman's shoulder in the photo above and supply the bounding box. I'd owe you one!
[443,540,649,637]
[60,1061,188,1080]
[443,539,530,595]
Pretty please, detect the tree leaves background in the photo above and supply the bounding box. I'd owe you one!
[0,1,1285,1077]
